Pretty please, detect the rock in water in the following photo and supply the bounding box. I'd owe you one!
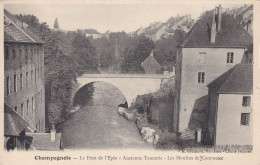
[124,112,135,121]
[118,107,126,116]
[141,127,155,144]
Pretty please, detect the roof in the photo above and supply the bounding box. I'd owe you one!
[143,23,166,34]
[181,10,252,48]
[26,132,62,150]
[4,103,30,136]
[85,29,100,34]
[208,64,253,94]
[141,53,161,71]
[4,9,45,44]
[237,5,253,17]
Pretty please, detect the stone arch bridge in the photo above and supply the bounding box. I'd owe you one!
[72,74,173,106]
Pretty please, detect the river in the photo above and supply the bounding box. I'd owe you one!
[59,81,152,149]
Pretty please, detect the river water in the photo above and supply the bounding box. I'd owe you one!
[59,81,151,149]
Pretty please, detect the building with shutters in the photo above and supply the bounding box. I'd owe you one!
[4,9,46,150]
[207,64,253,145]
[173,5,252,137]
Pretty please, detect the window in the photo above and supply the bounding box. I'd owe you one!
[14,106,17,112]
[19,48,22,57]
[35,94,37,111]
[25,48,28,63]
[241,113,250,125]
[20,74,23,90]
[198,72,205,83]
[14,74,17,92]
[198,52,206,64]
[38,92,40,103]
[27,100,29,115]
[5,47,9,60]
[227,52,234,63]
[32,97,34,112]
[41,90,42,101]
[21,103,24,117]
[41,67,43,78]
[35,69,37,82]
[26,72,28,87]
[39,120,41,131]
[37,68,39,80]
[13,49,16,59]
[31,49,33,62]
[6,76,10,96]
[31,70,33,85]
[242,96,251,107]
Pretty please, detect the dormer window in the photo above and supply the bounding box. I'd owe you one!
[227,52,234,63]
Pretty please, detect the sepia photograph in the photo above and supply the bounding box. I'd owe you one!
[1,0,259,164]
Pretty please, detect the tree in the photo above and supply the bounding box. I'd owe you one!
[72,34,99,74]
[121,35,154,73]
[154,29,186,71]
[15,14,98,126]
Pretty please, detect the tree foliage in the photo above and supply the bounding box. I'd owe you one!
[15,14,98,125]
[154,29,186,71]
[121,35,154,73]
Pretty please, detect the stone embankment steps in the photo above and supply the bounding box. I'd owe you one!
[117,106,159,145]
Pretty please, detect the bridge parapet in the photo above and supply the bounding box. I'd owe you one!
[80,74,166,79]
[72,73,175,106]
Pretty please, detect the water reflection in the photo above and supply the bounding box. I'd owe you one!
[59,81,151,149]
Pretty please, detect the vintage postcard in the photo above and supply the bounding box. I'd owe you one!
[0,0,260,164]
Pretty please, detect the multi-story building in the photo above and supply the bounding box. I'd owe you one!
[173,5,252,135]
[77,29,103,39]
[139,15,194,42]
[4,9,45,136]
[236,5,253,36]
[207,64,253,145]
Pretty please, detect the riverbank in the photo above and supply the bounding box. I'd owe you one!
[57,81,152,149]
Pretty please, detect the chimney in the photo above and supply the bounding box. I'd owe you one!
[218,5,222,31]
[22,22,28,28]
[51,124,56,142]
[150,50,154,57]
[211,8,217,43]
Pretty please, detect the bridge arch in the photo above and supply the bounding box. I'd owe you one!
[72,74,168,107]
[72,81,129,107]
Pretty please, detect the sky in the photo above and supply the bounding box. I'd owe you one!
[4,2,244,33]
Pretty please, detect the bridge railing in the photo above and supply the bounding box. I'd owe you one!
[79,74,168,79]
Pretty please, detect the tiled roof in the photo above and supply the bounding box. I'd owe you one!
[237,5,253,17]
[4,9,44,44]
[26,132,62,150]
[181,10,252,48]
[141,54,161,73]
[4,103,30,136]
[208,64,253,94]
[143,23,166,34]
[85,29,100,34]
